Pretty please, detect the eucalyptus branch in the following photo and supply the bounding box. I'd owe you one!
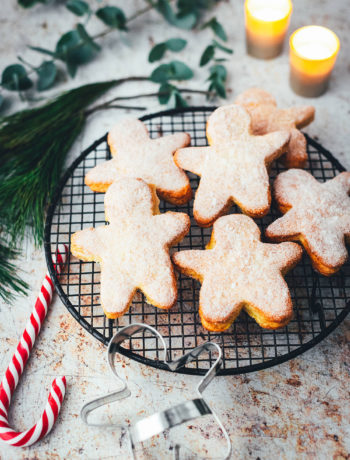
[90,2,159,41]
[0,1,164,92]
[86,88,212,115]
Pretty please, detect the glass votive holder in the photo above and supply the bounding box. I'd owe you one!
[245,0,293,59]
[289,26,340,97]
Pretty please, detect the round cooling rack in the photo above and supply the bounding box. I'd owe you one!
[45,107,350,376]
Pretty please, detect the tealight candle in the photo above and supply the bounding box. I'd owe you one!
[290,26,340,97]
[245,0,292,59]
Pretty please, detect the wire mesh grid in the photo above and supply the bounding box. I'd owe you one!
[45,107,350,375]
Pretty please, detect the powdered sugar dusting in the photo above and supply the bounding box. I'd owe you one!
[267,169,350,270]
[173,214,302,325]
[71,177,190,317]
[235,88,315,167]
[85,118,191,202]
[175,104,289,225]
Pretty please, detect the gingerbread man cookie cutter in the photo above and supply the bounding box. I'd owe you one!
[81,323,231,459]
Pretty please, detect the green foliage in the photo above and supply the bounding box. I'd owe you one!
[199,39,233,67]
[0,80,118,246]
[18,0,47,7]
[96,6,127,30]
[148,38,187,63]
[150,60,193,83]
[200,45,215,66]
[0,239,28,301]
[156,0,222,29]
[56,26,100,77]
[166,38,187,52]
[158,83,188,108]
[36,61,57,91]
[212,39,233,54]
[28,46,56,57]
[201,17,227,41]
[149,43,167,63]
[66,0,90,16]
[0,95,3,111]
[2,0,231,300]
[207,64,227,98]
[8,0,228,96]
[1,65,32,91]
[155,0,197,30]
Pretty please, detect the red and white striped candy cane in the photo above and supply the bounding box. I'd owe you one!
[0,244,68,447]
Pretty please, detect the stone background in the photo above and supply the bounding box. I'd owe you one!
[0,1,349,459]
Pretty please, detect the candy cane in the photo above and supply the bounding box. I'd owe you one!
[0,244,68,447]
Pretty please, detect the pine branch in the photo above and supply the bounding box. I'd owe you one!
[0,238,28,301]
[0,76,148,246]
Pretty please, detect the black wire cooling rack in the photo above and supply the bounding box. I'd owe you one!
[45,107,350,375]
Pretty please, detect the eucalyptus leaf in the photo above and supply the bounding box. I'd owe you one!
[149,43,167,63]
[18,0,46,7]
[1,64,32,91]
[174,91,188,108]
[211,18,227,41]
[209,64,227,80]
[200,45,215,66]
[77,24,101,52]
[96,6,127,30]
[56,29,98,74]
[150,60,193,83]
[156,0,197,30]
[36,61,57,91]
[165,38,187,52]
[170,60,193,80]
[150,64,171,83]
[29,46,56,57]
[213,79,226,97]
[66,0,89,16]
[207,64,227,99]
[213,40,233,54]
[202,17,227,41]
[168,89,188,108]
[149,38,187,63]
[66,61,78,78]
[158,83,173,104]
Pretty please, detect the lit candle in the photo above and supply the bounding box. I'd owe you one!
[289,26,340,97]
[245,0,292,59]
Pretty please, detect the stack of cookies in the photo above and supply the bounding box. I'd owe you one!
[71,88,350,332]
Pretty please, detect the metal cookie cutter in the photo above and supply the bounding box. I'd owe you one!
[81,323,232,459]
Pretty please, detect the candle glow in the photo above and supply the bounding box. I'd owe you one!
[245,0,292,59]
[289,26,340,97]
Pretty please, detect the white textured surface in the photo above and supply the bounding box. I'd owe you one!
[0,0,349,459]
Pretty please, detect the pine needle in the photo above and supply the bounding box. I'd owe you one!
[0,76,148,300]
[0,80,121,246]
[0,238,28,301]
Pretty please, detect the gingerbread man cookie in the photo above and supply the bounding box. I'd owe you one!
[71,177,190,318]
[266,169,350,276]
[174,104,290,227]
[235,88,315,168]
[85,118,192,205]
[173,214,302,331]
